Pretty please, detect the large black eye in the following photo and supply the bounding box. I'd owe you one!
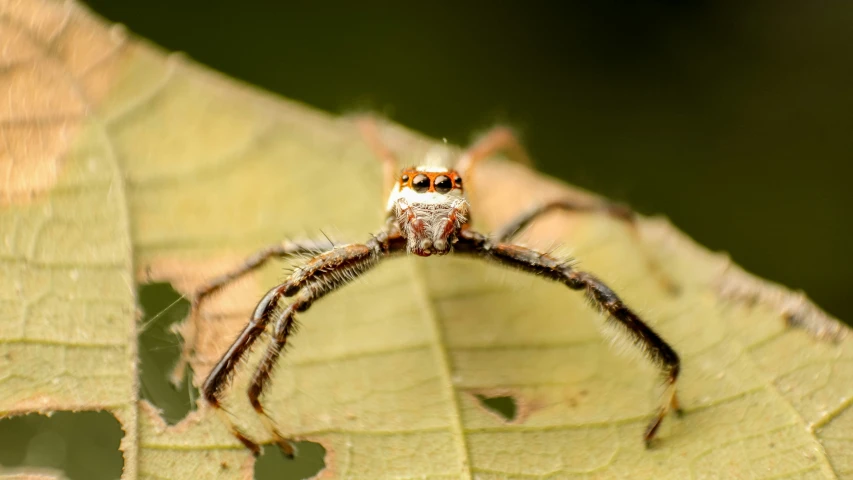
[434,175,452,194]
[412,174,430,192]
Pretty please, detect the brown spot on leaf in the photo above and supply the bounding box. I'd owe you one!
[0,1,124,205]
[4,0,72,45]
[0,24,41,66]
[718,262,847,341]
[642,216,848,341]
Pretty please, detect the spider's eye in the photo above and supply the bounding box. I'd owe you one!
[401,174,409,184]
[412,174,430,192]
[454,176,462,188]
[434,175,452,193]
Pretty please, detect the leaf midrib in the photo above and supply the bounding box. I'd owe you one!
[406,258,473,479]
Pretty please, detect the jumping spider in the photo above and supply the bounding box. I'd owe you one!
[193,120,682,457]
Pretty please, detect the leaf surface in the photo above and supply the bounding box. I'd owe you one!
[0,1,851,479]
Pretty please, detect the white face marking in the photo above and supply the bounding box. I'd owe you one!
[398,187,463,204]
[385,184,464,211]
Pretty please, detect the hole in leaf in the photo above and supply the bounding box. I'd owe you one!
[255,441,326,480]
[0,411,123,480]
[138,282,198,424]
[474,394,518,421]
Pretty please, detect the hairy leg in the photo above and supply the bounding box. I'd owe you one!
[355,116,400,201]
[494,198,635,242]
[201,284,287,456]
[172,238,342,386]
[193,239,341,304]
[455,126,531,205]
[456,126,532,179]
[454,126,677,293]
[456,229,682,446]
[202,231,405,456]
[494,198,679,294]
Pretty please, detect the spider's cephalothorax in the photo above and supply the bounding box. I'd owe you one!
[387,166,469,256]
[193,120,683,459]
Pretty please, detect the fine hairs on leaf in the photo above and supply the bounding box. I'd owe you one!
[0,1,851,479]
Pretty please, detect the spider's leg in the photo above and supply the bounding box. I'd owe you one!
[454,126,676,293]
[457,126,532,177]
[193,239,342,303]
[571,269,682,444]
[203,232,405,457]
[455,126,532,202]
[248,242,394,456]
[456,229,682,447]
[356,115,400,200]
[201,283,289,456]
[174,238,343,386]
[494,198,634,242]
[495,199,679,294]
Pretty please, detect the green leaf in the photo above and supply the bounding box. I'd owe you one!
[1,1,851,479]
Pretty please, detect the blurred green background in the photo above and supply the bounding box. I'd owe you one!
[2,1,851,479]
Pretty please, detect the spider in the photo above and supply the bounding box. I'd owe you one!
[193,119,682,457]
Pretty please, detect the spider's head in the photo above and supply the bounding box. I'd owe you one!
[387,166,470,257]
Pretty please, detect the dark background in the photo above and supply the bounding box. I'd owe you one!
[82,0,851,321]
[3,2,852,479]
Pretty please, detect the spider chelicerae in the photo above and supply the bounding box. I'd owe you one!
[193,119,682,457]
